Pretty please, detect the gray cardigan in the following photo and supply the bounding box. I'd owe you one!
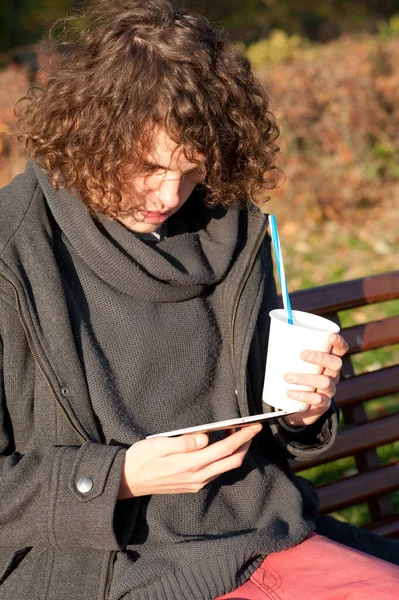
[0,162,338,600]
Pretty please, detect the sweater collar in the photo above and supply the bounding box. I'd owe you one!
[34,162,240,302]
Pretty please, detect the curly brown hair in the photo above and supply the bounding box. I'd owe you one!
[16,0,281,217]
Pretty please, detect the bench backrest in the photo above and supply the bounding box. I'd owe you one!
[280,270,399,538]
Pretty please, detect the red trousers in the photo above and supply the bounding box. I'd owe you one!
[217,534,399,599]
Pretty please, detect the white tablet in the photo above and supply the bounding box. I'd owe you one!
[146,409,300,438]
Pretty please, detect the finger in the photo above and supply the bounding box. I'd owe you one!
[299,350,343,377]
[286,390,332,409]
[148,432,209,457]
[329,333,349,357]
[198,440,252,483]
[226,427,239,436]
[282,397,332,426]
[285,372,334,394]
[189,423,262,471]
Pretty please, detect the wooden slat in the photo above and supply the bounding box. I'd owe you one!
[290,413,399,472]
[317,463,399,513]
[335,365,399,408]
[364,516,399,538]
[280,270,399,315]
[343,316,399,355]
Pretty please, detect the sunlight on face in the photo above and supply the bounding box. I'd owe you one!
[118,128,206,233]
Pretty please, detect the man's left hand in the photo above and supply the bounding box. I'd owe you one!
[282,333,349,428]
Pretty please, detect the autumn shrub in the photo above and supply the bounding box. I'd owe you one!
[0,63,30,186]
[254,35,399,223]
[377,14,399,41]
[245,30,311,67]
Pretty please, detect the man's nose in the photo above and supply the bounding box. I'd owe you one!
[158,177,182,209]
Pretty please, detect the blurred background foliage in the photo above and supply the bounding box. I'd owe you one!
[0,1,398,527]
[3,0,399,51]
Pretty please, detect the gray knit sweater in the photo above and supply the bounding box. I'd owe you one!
[38,162,332,600]
[0,161,339,600]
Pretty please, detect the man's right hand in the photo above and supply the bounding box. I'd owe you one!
[118,423,262,499]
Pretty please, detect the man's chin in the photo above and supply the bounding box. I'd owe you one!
[117,216,162,234]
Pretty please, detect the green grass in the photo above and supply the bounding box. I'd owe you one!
[366,395,399,418]
[299,456,357,487]
[339,299,399,327]
[330,504,372,526]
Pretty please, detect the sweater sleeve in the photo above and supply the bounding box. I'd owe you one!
[0,334,139,551]
[268,400,339,460]
[0,439,138,551]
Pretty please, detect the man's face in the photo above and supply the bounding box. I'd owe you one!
[118,128,206,233]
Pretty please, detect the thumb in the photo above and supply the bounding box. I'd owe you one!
[150,432,209,457]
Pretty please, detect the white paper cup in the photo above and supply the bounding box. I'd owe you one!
[262,309,341,413]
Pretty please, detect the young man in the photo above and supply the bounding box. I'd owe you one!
[0,1,398,599]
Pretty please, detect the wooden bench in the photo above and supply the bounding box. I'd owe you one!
[280,270,399,538]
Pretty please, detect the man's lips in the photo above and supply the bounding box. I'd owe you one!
[140,210,171,222]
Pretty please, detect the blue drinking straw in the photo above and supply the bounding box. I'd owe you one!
[269,215,294,325]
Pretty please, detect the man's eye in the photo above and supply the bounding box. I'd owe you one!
[141,166,169,179]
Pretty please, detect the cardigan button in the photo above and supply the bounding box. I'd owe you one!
[76,476,94,494]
